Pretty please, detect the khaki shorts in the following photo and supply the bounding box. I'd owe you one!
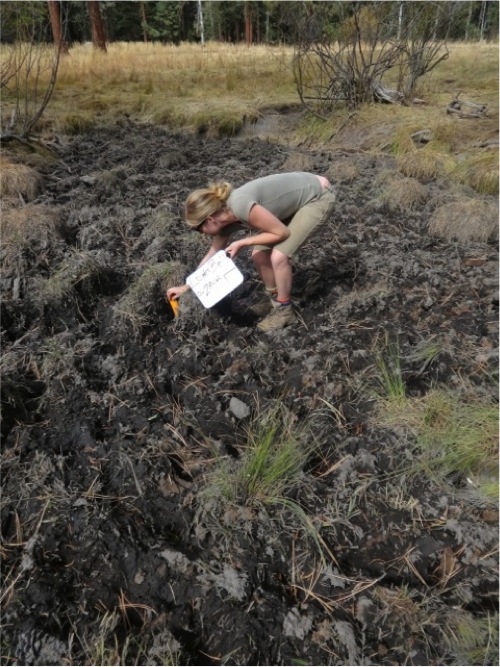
[252,185,336,257]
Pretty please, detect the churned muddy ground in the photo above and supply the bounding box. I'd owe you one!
[1,120,498,666]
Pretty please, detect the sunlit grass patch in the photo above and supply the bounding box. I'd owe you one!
[428,197,498,243]
[294,114,337,144]
[51,41,296,128]
[449,150,499,195]
[197,404,334,564]
[372,334,498,501]
[373,337,406,403]
[379,388,498,501]
[396,145,455,182]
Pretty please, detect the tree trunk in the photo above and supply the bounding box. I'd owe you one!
[244,2,253,46]
[197,0,205,45]
[47,1,69,55]
[140,2,148,43]
[397,1,403,41]
[479,0,489,41]
[87,1,107,52]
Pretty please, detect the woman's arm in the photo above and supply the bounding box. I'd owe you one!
[198,234,228,266]
[226,204,290,257]
[166,234,228,300]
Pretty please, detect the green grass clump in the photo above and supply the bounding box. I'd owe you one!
[197,405,333,563]
[373,335,498,500]
[419,391,498,482]
[374,338,406,403]
[448,612,499,666]
[217,406,314,504]
[60,113,96,135]
[379,388,498,500]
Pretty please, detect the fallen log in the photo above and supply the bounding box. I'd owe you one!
[447,95,488,119]
[372,81,403,104]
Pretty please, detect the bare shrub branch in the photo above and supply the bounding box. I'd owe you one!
[1,1,66,138]
[292,2,449,117]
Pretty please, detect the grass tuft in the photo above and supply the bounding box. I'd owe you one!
[447,611,499,666]
[59,113,96,136]
[197,404,334,564]
[113,262,184,333]
[373,337,406,403]
[428,197,498,242]
[218,405,314,503]
[449,150,499,195]
[379,174,427,212]
[0,155,44,201]
[378,388,498,501]
[396,145,454,182]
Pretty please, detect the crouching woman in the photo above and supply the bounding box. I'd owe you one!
[166,171,336,332]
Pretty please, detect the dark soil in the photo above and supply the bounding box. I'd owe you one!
[1,120,498,666]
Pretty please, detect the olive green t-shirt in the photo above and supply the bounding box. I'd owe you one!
[227,172,322,226]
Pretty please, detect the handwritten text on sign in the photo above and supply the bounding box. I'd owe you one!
[186,250,244,308]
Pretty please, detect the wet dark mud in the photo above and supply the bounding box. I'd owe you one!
[1,121,498,666]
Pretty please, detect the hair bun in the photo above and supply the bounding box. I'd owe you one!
[211,181,233,202]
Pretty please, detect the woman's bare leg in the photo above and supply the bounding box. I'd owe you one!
[270,249,292,302]
[251,249,276,291]
[252,248,292,301]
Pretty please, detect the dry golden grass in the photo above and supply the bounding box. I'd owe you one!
[428,198,499,243]
[326,159,360,184]
[0,40,497,195]
[378,174,428,212]
[281,151,314,172]
[1,204,64,272]
[0,155,44,201]
[1,40,496,146]
[449,149,499,195]
[1,204,61,240]
[396,146,455,182]
[51,42,296,133]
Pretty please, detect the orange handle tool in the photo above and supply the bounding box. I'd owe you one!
[169,298,180,317]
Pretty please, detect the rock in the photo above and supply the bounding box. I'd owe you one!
[229,396,251,419]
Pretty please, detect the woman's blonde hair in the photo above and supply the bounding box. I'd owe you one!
[185,181,233,228]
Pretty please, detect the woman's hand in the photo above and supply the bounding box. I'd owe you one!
[225,240,246,259]
[166,284,189,300]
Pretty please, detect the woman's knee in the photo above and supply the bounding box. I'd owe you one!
[252,248,271,267]
[270,248,290,269]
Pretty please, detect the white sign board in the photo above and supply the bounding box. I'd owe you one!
[186,250,244,308]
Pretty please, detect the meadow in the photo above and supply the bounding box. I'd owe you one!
[0,38,498,666]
